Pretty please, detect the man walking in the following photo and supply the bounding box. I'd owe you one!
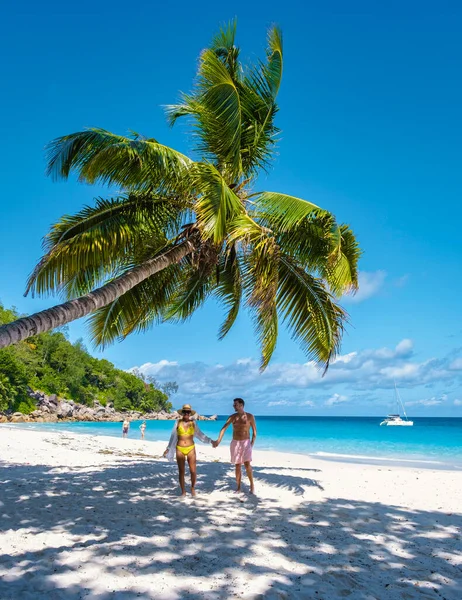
[214,398,257,494]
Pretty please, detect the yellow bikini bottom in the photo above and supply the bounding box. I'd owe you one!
[176,444,195,456]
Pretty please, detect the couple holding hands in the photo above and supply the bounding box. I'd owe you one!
[163,398,257,496]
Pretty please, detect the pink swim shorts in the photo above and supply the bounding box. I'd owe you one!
[230,439,253,465]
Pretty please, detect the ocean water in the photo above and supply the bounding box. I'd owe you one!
[8,416,462,469]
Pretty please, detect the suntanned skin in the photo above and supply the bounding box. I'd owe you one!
[213,400,257,493]
[163,411,197,497]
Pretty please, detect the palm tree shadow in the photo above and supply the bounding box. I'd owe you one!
[252,465,324,494]
[0,456,460,600]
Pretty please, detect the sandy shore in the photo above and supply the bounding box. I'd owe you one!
[0,428,460,599]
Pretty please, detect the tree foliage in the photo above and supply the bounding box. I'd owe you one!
[0,303,173,413]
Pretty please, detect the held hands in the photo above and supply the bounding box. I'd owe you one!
[211,440,219,448]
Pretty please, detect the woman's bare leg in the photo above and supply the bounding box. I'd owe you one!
[176,449,187,496]
[187,448,197,496]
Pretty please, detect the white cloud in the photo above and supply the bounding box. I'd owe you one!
[454,399,462,406]
[236,358,253,365]
[325,393,349,406]
[395,339,413,357]
[130,342,462,410]
[342,270,386,303]
[449,358,462,371]
[332,352,357,365]
[407,394,448,407]
[407,399,441,407]
[300,400,315,407]
[380,363,421,380]
[137,359,178,375]
[267,400,296,407]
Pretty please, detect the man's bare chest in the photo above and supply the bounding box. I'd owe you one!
[233,414,250,429]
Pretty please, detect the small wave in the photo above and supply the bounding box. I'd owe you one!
[311,451,445,465]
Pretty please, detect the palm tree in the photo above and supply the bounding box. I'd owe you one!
[0,22,360,369]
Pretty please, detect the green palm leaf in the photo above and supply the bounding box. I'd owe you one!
[211,19,241,83]
[327,224,361,294]
[214,245,242,339]
[46,128,192,192]
[193,163,244,242]
[44,194,182,248]
[164,262,214,322]
[241,233,280,369]
[26,195,180,298]
[277,255,346,367]
[254,191,325,227]
[88,265,182,347]
[263,26,283,99]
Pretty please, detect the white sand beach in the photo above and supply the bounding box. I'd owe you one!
[0,427,460,600]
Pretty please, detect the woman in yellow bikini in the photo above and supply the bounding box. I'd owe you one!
[163,404,213,496]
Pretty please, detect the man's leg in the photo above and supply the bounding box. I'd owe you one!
[176,449,187,496]
[244,461,255,493]
[187,448,197,496]
[235,463,242,492]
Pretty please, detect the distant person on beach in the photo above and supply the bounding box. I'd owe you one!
[139,421,146,440]
[122,419,130,438]
[213,398,257,494]
[163,404,214,497]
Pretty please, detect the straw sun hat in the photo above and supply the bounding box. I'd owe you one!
[177,404,196,416]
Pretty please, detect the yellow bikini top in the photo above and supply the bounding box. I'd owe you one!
[178,421,194,436]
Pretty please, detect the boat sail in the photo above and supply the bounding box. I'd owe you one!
[380,383,414,426]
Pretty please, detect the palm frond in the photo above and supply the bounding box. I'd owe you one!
[237,26,283,175]
[241,231,280,369]
[255,194,360,295]
[214,244,242,339]
[88,265,182,347]
[211,19,241,82]
[165,97,197,127]
[253,191,325,228]
[26,195,180,298]
[46,128,192,192]
[263,26,283,99]
[44,194,182,249]
[277,255,346,368]
[193,163,244,242]
[164,263,214,322]
[195,49,243,177]
[325,224,361,296]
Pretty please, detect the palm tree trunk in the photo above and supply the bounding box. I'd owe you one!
[0,239,196,349]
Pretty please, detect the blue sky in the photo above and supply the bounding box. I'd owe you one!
[1,1,461,416]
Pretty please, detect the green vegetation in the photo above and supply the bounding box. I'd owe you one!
[0,303,173,414]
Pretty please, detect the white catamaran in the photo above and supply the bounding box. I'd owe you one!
[380,384,414,426]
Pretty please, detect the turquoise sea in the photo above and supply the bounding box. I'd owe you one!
[9,416,462,470]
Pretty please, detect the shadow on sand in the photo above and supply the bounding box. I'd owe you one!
[0,455,460,599]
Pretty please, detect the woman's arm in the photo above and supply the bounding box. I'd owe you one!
[194,422,213,445]
[163,421,178,458]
